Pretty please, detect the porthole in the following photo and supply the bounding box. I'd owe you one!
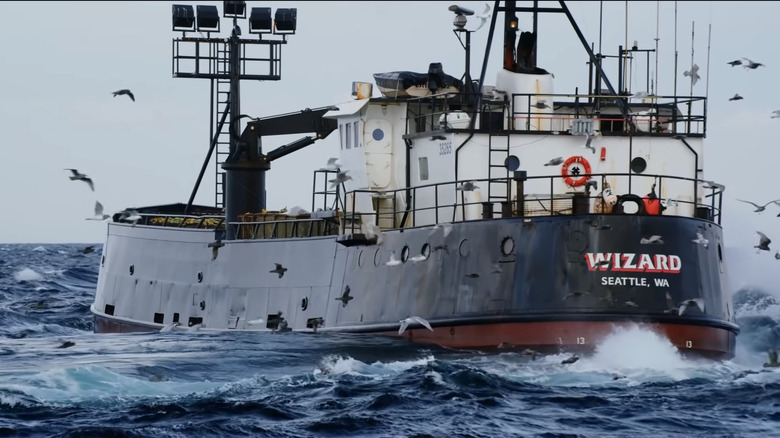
[301,297,309,311]
[630,157,647,173]
[459,239,470,257]
[372,128,384,141]
[374,248,382,266]
[401,245,410,262]
[129,265,135,275]
[197,272,203,283]
[358,250,364,267]
[501,237,515,256]
[421,243,431,259]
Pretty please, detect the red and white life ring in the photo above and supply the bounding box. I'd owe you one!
[561,156,592,187]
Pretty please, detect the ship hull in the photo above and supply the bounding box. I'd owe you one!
[91,213,738,359]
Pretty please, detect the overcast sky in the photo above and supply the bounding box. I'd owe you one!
[1,1,778,288]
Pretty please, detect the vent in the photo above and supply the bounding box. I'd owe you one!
[571,118,595,135]
[188,316,203,327]
[173,313,180,323]
[154,313,164,324]
[104,304,115,315]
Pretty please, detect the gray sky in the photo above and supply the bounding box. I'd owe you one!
[2,1,779,282]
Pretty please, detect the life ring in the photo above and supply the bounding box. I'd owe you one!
[561,156,592,187]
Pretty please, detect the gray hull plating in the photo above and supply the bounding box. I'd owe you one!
[92,214,736,346]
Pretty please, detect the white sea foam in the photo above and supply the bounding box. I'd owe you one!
[14,268,43,282]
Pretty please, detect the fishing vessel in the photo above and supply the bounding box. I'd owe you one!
[91,1,739,359]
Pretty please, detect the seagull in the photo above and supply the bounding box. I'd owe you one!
[386,251,402,266]
[112,89,135,101]
[456,181,479,191]
[683,63,700,85]
[755,231,771,252]
[328,170,352,188]
[430,222,454,238]
[729,93,743,101]
[775,252,780,260]
[640,235,663,244]
[81,245,95,254]
[335,286,353,307]
[470,3,491,32]
[692,232,709,249]
[398,316,433,335]
[772,110,780,119]
[737,198,780,213]
[87,200,110,220]
[65,168,94,191]
[118,209,142,225]
[727,59,742,67]
[207,239,224,260]
[544,157,564,166]
[678,298,705,316]
[324,157,342,171]
[742,57,764,69]
[583,133,595,154]
[270,263,288,278]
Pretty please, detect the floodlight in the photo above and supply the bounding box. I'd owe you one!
[196,5,220,32]
[274,8,297,35]
[223,1,246,19]
[248,7,272,34]
[172,4,195,32]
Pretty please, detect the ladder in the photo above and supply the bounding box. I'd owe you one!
[213,42,231,209]
[487,133,511,212]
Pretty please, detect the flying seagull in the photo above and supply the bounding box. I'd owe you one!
[87,200,110,220]
[335,286,353,307]
[456,181,479,191]
[683,63,700,85]
[544,156,564,166]
[583,133,595,154]
[561,354,580,364]
[737,198,780,213]
[118,209,142,225]
[207,239,224,260]
[727,59,742,67]
[534,99,550,109]
[470,3,491,32]
[640,235,664,245]
[324,157,342,171]
[772,110,780,119]
[112,89,135,101]
[328,170,352,188]
[270,263,288,278]
[729,93,743,101]
[398,316,433,335]
[692,232,709,249]
[742,57,764,69]
[755,231,771,252]
[65,168,94,191]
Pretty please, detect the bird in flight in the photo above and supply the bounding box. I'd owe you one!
[640,235,664,245]
[727,59,742,67]
[772,110,780,119]
[398,316,433,335]
[456,181,479,191]
[335,286,353,307]
[544,157,564,166]
[270,263,288,278]
[112,89,135,101]
[86,200,110,220]
[729,93,743,101]
[678,298,705,316]
[328,170,352,189]
[692,232,709,249]
[683,63,700,86]
[742,57,764,69]
[736,198,780,213]
[65,168,94,191]
[755,231,771,252]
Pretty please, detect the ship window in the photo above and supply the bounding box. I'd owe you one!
[419,157,429,181]
[339,125,344,150]
[354,122,361,148]
[345,123,352,149]
[372,128,384,141]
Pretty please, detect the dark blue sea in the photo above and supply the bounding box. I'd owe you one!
[1,243,778,438]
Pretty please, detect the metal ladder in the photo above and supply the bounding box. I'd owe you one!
[487,133,511,211]
[213,43,231,209]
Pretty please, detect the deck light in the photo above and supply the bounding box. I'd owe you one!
[248,7,272,34]
[196,5,221,32]
[273,8,297,35]
[223,1,246,19]
[172,4,195,32]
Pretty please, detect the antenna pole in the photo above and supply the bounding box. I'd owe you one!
[673,1,678,100]
[654,1,659,95]
[689,20,695,97]
[705,23,711,99]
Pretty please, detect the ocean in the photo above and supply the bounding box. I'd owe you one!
[1,243,778,438]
